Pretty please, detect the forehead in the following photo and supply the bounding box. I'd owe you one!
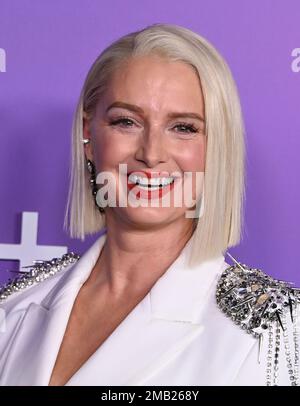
[101,55,204,113]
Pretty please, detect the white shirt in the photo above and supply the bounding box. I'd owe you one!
[0,230,296,386]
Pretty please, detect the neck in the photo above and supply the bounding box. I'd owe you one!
[92,212,196,296]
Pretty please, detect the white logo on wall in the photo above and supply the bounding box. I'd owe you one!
[291,48,300,73]
[0,212,67,271]
[0,48,6,73]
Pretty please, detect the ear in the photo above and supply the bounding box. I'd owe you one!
[83,111,94,162]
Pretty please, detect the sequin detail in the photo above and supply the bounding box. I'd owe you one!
[216,259,300,386]
[0,252,81,303]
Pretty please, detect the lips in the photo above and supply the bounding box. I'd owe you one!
[126,175,180,201]
[127,170,174,179]
[127,179,175,200]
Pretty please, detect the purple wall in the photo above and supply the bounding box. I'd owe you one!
[0,0,299,284]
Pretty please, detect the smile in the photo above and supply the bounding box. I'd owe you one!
[128,174,175,190]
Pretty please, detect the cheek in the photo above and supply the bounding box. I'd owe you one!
[174,142,206,172]
[93,132,134,169]
[172,141,206,204]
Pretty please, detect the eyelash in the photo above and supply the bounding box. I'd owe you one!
[108,116,200,134]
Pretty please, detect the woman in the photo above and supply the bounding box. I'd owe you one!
[0,23,299,386]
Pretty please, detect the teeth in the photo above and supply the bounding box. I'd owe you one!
[128,174,175,187]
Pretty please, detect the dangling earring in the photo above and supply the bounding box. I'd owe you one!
[85,158,105,213]
[82,137,105,213]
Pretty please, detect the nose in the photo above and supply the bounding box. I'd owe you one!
[134,129,169,168]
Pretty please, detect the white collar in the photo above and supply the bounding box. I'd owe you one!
[41,229,226,324]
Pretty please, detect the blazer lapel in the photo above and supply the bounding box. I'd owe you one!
[65,234,241,386]
[0,231,108,386]
[1,301,72,385]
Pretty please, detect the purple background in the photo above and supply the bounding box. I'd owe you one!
[0,0,299,284]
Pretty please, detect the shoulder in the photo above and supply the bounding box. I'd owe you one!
[0,252,80,313]
[216,257,300,338]
[216,255,300,386]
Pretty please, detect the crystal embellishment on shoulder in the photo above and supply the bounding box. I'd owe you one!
[0,252,81,303]
[216,253,300,386]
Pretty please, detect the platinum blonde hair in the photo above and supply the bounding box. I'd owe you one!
[64,23,246,267]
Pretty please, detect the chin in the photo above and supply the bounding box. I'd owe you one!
[115,205,181,226]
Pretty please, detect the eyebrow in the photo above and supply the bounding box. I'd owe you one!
[105,101,205,123]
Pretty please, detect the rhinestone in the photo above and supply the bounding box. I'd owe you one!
[0,253,81,305]
[216,258,300,386]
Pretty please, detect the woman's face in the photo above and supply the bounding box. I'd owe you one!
[84,54,206,228]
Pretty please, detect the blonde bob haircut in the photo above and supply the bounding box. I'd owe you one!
[64,22,246,267]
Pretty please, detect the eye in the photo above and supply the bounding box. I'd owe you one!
[173,122,199,134]
[108,117,201,135]
[109,116,136,128]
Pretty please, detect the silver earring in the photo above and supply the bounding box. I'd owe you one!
[82,138,90,145]
[86,159,105,213]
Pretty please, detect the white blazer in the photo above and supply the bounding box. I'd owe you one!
[0,230,296,386]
